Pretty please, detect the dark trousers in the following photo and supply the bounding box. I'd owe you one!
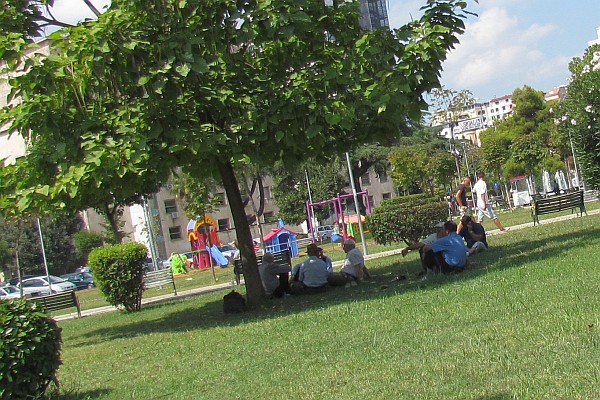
[271,272,291,298]
[422,250,465,274]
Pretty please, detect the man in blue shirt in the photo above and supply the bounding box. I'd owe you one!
[291,243,329,293]
[423,221,468,274]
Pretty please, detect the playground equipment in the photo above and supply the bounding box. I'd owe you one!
[187,215,224,269]
[305,191,372,243]
[263,226,299,257]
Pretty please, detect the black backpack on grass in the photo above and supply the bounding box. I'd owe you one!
[223,290,246,314]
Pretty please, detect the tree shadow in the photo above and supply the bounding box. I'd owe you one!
[51,388,111,400]
[65,225,599,345]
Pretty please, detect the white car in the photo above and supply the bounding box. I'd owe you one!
[316,225,334,239]
[0,285,22,300]
[17,275,77,298]
[219,244,240,260]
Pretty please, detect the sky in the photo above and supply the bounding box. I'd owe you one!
[48,0,600,103]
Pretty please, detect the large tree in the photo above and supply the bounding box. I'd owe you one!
[1,0,473,306]
[557,44,600,190]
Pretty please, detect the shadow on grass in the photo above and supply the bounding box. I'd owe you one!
[69,224,600,344]
[51,388,111,400]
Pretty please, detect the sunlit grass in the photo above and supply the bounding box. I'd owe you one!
[53,213,600,399]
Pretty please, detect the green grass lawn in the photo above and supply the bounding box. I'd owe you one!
[53,212,600,399]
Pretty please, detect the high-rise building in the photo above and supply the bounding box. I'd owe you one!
[359,0,389,31]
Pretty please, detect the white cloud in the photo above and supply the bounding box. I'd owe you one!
[440,7,558,98]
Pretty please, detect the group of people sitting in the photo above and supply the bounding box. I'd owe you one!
[259,214,489,297]
[401,215,488,277]
[259,239,370,298]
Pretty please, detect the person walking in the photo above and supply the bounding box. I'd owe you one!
[455,176,472,232]
[473,172,507,231]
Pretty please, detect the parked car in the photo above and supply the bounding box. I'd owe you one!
[316,225,334,239]
[59,272,95,290]
[7,275,35,286]
[0,285,22,300]
[17,275,77,297]
[218,244,240,261]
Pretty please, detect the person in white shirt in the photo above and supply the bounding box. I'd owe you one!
[473,172,507,231]
[340,239,371,286]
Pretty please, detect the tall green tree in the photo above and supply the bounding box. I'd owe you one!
[1,0,473,306]
[479,85,567,185]
[557,44,600,190]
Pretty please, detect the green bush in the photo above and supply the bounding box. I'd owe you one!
[0,299,62,400]
[366,194,448,245]
[73,231,104,265]
[88,242,148,312]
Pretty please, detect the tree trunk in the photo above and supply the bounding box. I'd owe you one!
[216,159,265,307]
[102,202,123,243]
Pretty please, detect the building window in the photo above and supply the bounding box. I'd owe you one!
[263,186,271,202]
[382,192,392,200]
[215,192,226,206]
[368,195,375,208]
[378,170,389,183]
[263,211,275,223]
[168,226,182,240]
[164,199,178,214]
[218,218,230,231]
[361,173,371,185]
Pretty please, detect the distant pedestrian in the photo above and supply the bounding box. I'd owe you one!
[473,172,507,231]
[455,176,472,232]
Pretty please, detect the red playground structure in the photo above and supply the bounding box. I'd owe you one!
[187,215,221,269]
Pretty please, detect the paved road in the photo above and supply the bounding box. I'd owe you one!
[55,207,599,322]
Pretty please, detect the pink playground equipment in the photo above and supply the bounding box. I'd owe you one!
[305,191,372,243]
[187,215,221,269]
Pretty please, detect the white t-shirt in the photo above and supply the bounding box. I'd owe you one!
[341,248,364,278]
[473,179,487,208]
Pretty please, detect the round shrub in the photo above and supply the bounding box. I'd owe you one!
[88,242,148,312]
[366,194,448,245]
[0,299,62,400]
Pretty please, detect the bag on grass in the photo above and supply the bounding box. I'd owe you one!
[223,290,246,314]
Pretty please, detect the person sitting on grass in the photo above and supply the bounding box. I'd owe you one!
[259,252,291,298]
[401,221,446,274]
[458,215,488,256]
[422,221,468,275]
[340,239,371,287]
[317,246,333,273]
[290,244,329,294]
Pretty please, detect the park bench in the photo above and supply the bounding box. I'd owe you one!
[233,249,292,283]
[143,268,177,295]
[531,190,587,226]
[31,290,81,318]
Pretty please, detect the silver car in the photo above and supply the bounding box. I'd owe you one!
[0,285,22,300]
[17,275,77,297]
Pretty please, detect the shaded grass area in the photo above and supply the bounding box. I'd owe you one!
[57,200,600,315]
[54,214,600,399]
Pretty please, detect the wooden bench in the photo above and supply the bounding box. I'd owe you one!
[32,290,81,318]
[233,249,292,283]
[143,268,177,295]
[531,190,587,226]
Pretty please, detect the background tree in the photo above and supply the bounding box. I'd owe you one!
[0,0,473,306]
[558,44,600,190]
[271,158,347,225]
[72,230,104,267]
[429,87,476,179]
[478,85,567,193]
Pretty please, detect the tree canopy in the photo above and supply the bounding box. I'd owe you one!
[557,44,600,190]
[1,0,474,306]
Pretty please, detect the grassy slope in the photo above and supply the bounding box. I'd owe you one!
[55,212,600,399]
